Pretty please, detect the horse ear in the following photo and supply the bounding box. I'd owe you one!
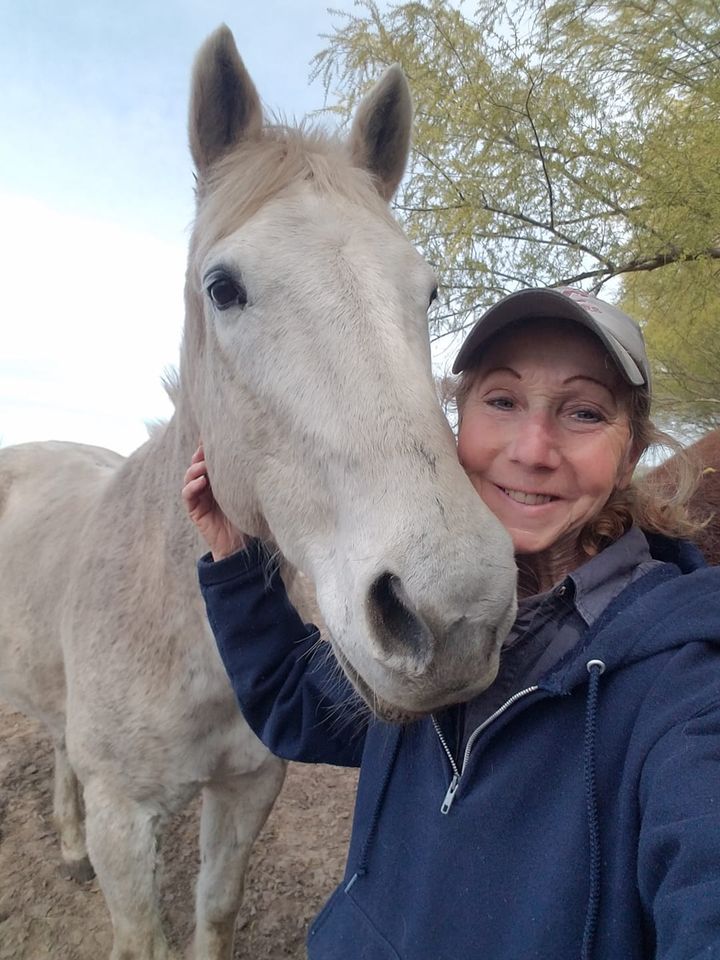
[189,25,263,176]
[348,64,412,202]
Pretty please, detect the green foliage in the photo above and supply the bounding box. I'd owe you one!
[315,0,720,423]
[622,260,720,430]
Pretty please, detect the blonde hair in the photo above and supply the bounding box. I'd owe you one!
[579,389,705,555]
[454,368,705,558]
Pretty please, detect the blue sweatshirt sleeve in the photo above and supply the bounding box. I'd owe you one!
[638,697,720,956]
[198,540,365,767]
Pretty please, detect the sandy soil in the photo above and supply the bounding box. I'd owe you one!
[0,702,359,960]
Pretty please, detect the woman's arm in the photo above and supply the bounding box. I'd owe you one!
[198,543,365,767]
[638,695,720,957]
[184,446,365,767]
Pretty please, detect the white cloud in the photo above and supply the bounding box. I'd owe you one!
[0,193,184,454]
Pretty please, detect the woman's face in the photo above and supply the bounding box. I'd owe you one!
[457,320,639,558]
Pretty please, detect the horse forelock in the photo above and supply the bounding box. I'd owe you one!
[189,124,395,268]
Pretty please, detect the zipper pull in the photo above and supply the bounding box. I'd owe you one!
[441,774,460,815]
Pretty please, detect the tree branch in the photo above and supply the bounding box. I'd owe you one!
[523,73,555,230]
[555,245,720,287]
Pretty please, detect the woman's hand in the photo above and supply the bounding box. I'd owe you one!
[182,445,247,560]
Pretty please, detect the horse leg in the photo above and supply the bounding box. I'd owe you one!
[83,778,174,960]
[192,756,286,959]
[53,738,94,882]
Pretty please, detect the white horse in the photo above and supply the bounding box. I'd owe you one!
[0,26,516,960]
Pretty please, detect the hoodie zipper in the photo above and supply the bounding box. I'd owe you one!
[433,685,540,814]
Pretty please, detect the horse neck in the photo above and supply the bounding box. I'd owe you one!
[121,400,207,564]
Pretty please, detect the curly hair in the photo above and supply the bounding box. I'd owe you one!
[578,389,705,555]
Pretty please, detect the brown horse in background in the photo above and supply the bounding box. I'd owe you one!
[646,428,720,564]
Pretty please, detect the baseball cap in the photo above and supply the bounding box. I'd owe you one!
[451,287,651,389]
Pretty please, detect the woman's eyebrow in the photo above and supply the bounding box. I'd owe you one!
[563,374,615,394]
[482,366,521,379]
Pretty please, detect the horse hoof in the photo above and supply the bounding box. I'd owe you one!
[61,856,95,884]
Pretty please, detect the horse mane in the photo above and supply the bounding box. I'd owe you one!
[138,370,180,441]
[161,368,181,407]
[190,123,398,264]
[145,418,169,440]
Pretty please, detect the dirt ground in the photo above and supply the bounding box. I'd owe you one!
[0,702,359,960]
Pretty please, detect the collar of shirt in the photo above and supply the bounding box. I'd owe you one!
[567,525,661,628]
[454,527,662,761]
[506,525,660,646]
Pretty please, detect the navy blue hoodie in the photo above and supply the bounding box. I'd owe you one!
[199,537,720,960]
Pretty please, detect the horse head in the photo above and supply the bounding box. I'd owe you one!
[180,26,517,720]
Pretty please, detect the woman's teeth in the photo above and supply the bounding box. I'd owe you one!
[502,488,554,505]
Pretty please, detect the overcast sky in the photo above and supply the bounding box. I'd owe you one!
[0,1,399,454]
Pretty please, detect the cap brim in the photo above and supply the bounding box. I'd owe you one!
[452,289,646,386]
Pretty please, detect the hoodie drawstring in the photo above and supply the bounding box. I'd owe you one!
[345,727,402,893]
[582,659,605,960]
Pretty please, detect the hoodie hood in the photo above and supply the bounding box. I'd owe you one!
[542,535,720,695]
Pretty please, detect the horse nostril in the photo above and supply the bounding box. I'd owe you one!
[367,571,433,660]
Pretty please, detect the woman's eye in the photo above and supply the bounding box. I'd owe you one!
[571,408,603,423]
[487,397,515,411]
[207,277,247,310]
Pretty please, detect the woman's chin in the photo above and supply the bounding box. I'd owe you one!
[508,529,556,556]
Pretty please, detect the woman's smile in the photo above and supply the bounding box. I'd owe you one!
[494,484,559,507]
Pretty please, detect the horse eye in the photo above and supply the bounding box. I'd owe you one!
[207,277,247,310]
[429,286,438,307]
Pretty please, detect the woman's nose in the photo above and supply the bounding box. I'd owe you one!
[507,417,561,469]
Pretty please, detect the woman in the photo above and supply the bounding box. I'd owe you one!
[183,286,720,960]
